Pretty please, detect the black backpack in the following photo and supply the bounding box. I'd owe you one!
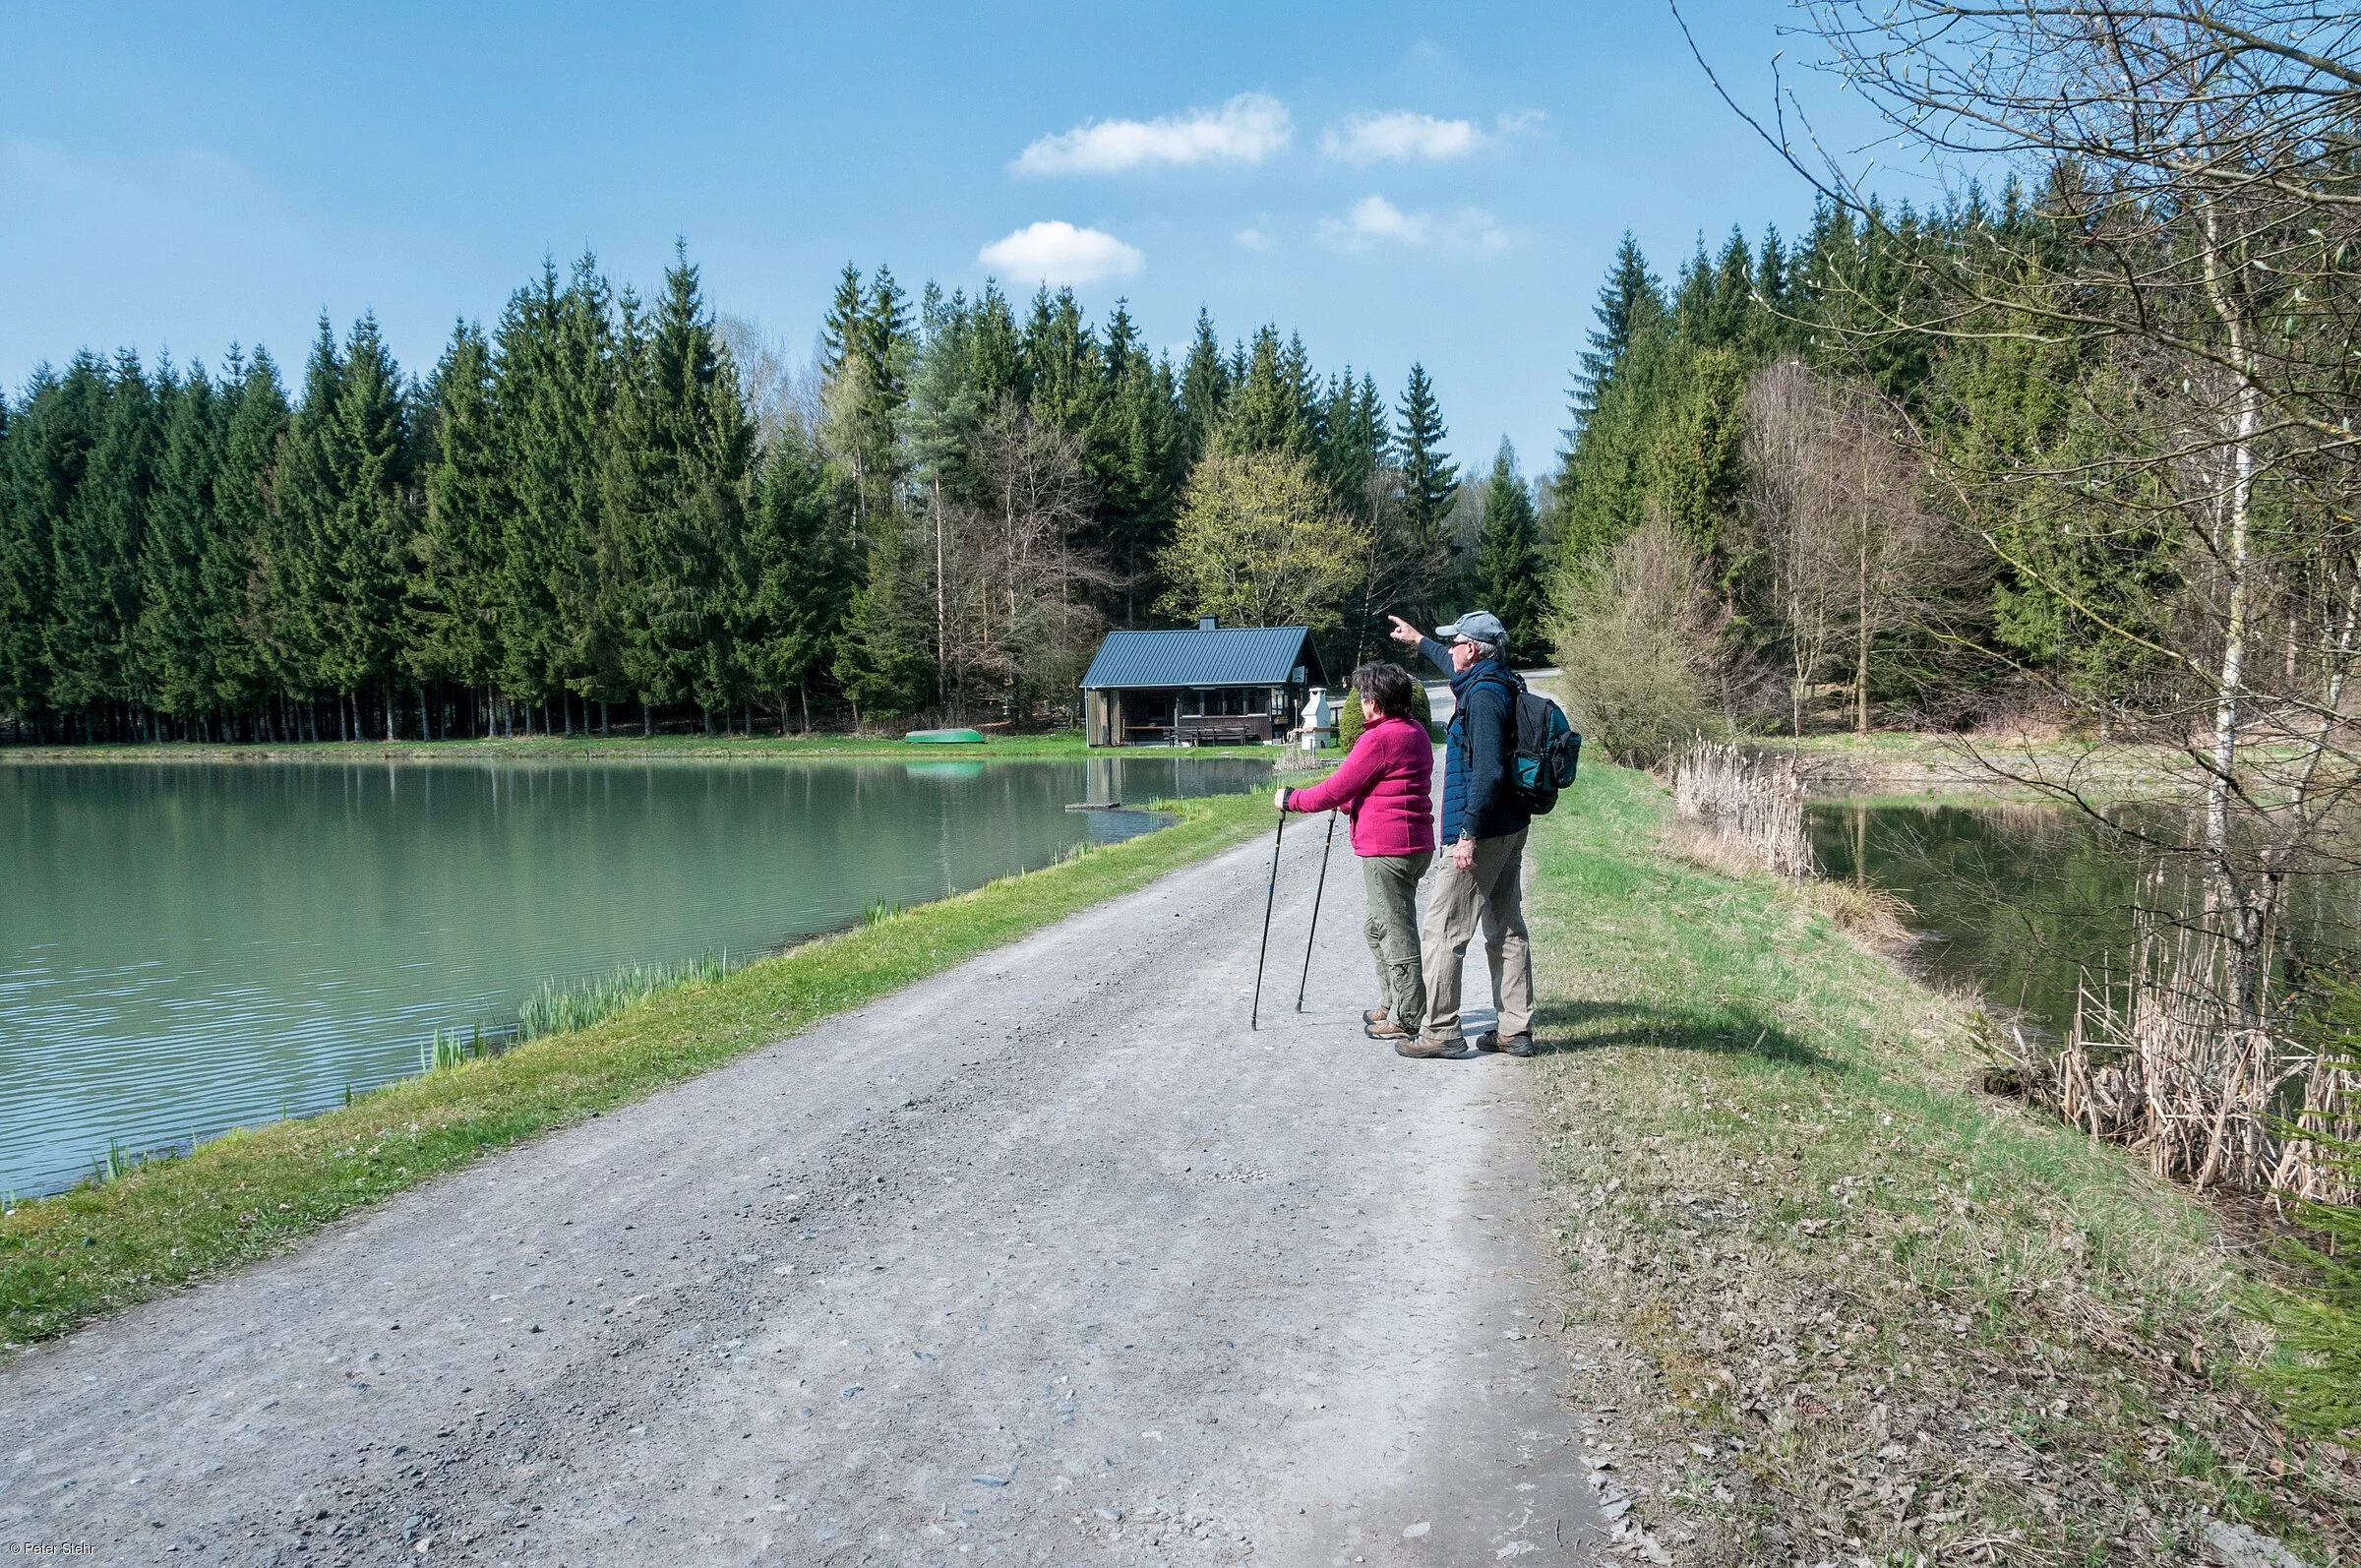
[1509,684,1581,815]
[1459,670,1582,816]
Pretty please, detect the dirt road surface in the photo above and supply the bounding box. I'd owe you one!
[2,814,1598,1566]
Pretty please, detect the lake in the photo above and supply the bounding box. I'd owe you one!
[0,754,1271,1197]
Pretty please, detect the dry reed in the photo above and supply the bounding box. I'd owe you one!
[2015,903,2359,1204]
[1669,740,1816,879]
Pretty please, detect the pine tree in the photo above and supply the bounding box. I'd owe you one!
[1475,439,1546,663]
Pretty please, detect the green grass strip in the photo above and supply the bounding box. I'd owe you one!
[1524,764,2357,1560]
[0,790,1274,1350]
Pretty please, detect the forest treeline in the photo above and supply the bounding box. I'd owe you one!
[0,249,1542,742]
[1544,187,2127,755]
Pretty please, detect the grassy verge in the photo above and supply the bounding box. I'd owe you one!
[1761,730,2277,805]
[0,790,1273,1351]
[1525,764,2359,1564]
[0,731,1288,764]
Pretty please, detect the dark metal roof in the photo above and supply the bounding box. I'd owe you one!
[1079,627,1324,690]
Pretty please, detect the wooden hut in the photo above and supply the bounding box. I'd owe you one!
[1078,619,1327,747]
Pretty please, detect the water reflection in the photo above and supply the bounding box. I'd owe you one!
[1808,799,2361,1040]
[0,755,1269,1196]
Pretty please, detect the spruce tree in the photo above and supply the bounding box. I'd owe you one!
[0,360,106,732]
[258,319,345,717]
[1569,234,1664,428]
[1394,363,1458,557]
[1475,439,1546,663]
[208,349,285,721]
[133,364,226,722]
[408,321,508,704]
[1020,287,1102,436]
[49,351,159,722]
[740,426,854,730]
[610,249,753,729]
[1178,310,1229,461]
[1220,327,1312,455]
[324,316,415,738]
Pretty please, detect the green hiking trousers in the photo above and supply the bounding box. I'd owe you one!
[1362,850,1432,1034]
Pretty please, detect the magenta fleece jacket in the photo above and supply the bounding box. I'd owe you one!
[1282,714,1436,858]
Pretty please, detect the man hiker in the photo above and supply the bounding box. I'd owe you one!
[1386,609,1537,1059]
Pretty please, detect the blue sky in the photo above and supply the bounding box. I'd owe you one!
[0,1,1920,477]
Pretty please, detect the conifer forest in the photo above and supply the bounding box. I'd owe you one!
[0,252,1487,743]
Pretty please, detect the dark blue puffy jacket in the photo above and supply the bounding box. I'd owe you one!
[1422,636,1529,844]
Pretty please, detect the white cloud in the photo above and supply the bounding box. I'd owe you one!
[977,221,1145,284]
[1318,194,1429,252]
[1318,108,1545,165]
[1322,111,1479,166]
[1233,226,1276,251]
[1316,195,1511,255]
[1012,92,1291,175]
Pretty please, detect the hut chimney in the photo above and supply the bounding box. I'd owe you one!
[1198,616,1219,632]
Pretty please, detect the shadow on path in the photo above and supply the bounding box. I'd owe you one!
[1532,997,1835,1070]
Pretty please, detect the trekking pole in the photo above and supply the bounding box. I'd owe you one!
[1296,810,1338,1010]
[1249,806,1288,1030]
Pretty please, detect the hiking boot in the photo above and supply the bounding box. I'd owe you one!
[1363,1016,1410,1041]
[1362,1007,1390,1027]
[1474,1030,1539,1057]
[1395,1032,1460,1059]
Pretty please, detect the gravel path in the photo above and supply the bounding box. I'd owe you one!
[1,814,1599,1566]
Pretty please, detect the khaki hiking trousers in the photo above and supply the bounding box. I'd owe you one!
[1419,827,1534,1042]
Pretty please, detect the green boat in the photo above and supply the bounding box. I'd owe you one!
[903,727,986,745]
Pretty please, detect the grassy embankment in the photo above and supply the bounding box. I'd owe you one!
[0,731,1282,764]
[0,789,1274,1352]
[1762,730,2265,806]
[1525,764,2359,1564]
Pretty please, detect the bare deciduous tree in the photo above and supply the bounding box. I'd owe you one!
[1741,359,1962,735]
[940,403,1111,720]
[1692,1,2361,1194]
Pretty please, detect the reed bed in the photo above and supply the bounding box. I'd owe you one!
[2007,908,2360,1206]
[513,954,727,1043]
[1668,739,1816,879]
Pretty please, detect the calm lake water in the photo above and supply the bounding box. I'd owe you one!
[1808,799,2360,1039]
[1,754,1270,1197]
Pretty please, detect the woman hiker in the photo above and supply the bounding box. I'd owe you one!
[1270,662,1436,1042]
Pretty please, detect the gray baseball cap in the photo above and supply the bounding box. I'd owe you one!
[1434,610,1507,646]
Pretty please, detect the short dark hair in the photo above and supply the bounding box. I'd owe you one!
[1351,662,1417,719]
